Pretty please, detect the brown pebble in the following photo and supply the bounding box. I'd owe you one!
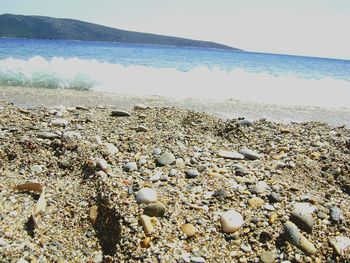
[89,205,98,224]
[248,197,265,208]
[269,213,278,224]
[181,223,196,238]
[141,237,151,248]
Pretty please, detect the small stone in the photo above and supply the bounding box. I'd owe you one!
[317,211,328,220]
[218,150,244,160]
[31,164,43,173]
[144,202,166,217]
[248,197,265,208]
[186,169,200,178]
[63,131,82,140]
[239,148,262,160]
[89,205,98,224]
[134,104,148,110]
[105,143,118,155]
[290,208,314,233]
[293,202,317,214]
[156,152,175,165]
[330,236,350,256]
[264,204,275,211]
[268,192,281,203]
[169,169,178,177]
[16,259,29,263]
[153,148,162,155]
[221,210,244,233]
[283,221,316,254]
[140,215,155,235]
[240,243,252,252]
[150,171,162,182]
[136,188,158,204]
[141,237,151,248]
[160,173,169,181]
[136,125,148,132]
[124,162,138,172]
[269,213,278,224]
[37,131,60,139]
[330,206,343,222]
[250,181,271,194]
[234,165,250,176]
[51,118,69,127]
[191,257,205,263]
[238,119,253,126]
[260,251,276,263]
[93,135,103,145]
[181,224,196,238]
[111,110,130,117]
[98,159,109,171]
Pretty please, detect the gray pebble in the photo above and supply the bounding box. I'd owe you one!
[186,169,200,178]
[268,192,281,203]
[169,169,178,177]
[111,110,130,117]
[156,152,175,165]
[290,208,314,233]
[238,119,253,126]
[330,206,343,222]
[123,162,138,172]
[239,148,262,160]
[143,202,166,217]
[283,221,316,254]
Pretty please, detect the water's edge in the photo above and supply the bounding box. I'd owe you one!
[1,86,349,127]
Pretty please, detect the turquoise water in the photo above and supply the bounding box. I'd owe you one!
[0,38,350,107]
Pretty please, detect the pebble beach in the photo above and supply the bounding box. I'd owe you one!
[0,91,350,262]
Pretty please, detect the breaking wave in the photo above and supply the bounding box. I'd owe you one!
[1,56,350,108]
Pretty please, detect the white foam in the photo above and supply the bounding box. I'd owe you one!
[1,56,350,108]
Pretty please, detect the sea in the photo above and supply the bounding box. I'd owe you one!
[0,38,350,108]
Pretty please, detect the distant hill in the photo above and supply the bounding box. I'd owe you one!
[0,13,241,50]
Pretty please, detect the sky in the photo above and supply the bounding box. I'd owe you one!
[1,0,350,59]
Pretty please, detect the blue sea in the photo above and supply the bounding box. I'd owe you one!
[1,38,350,107]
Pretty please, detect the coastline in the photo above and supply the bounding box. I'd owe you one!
[1,85,350,127]
[0,98,349,261]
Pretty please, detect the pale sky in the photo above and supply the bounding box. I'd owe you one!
[1,0,350,59]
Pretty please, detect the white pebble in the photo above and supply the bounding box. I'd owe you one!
[221,210,244,233]
[136,188,158,204]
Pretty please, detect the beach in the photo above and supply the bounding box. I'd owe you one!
[0,93,349,262]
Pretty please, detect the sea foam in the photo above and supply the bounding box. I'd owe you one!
[1,56,350,108]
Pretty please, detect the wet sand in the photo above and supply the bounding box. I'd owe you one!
[1,85,350,127]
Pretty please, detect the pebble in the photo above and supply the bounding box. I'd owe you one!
[290,208,314,233]
[63,131,82,140]
[317,211,328,220]
[250,181,271,194]
[51,118,69,127]
[186,169,200,179]
[156,152,175,165]
[160,173,169,181]
[169,169,178,177]
[105,143,119,155]
[181,223,196,238]
[293,202,317,214]
[330,236,350,256]
[31,164,43,173]
[144,202,166,217]
[248,197,265,208]
[123,162,138,172]
[220,210,244,233]
[190,256,205,263]
[283,221,316,254]
[136,188,158,204]
[259,251,276,263]
[16,259,29,263]
[218,150,244,160]
[98,159,109,171]
[150,171,162,182]
[234,164,250,176]
[264,204,275,211]
[269,213,278,224]
[268,192,281,203]
[111,110,130,117]
[134,104,148,110]
[37,131,60,139]
[239,148,262,160]
[329,206,343,222]
[238,119,253,126]
[136,125,148,132]
[153,148,162,155]
[140,215,155,235]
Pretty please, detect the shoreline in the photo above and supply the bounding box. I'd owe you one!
[1,85,350,127]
